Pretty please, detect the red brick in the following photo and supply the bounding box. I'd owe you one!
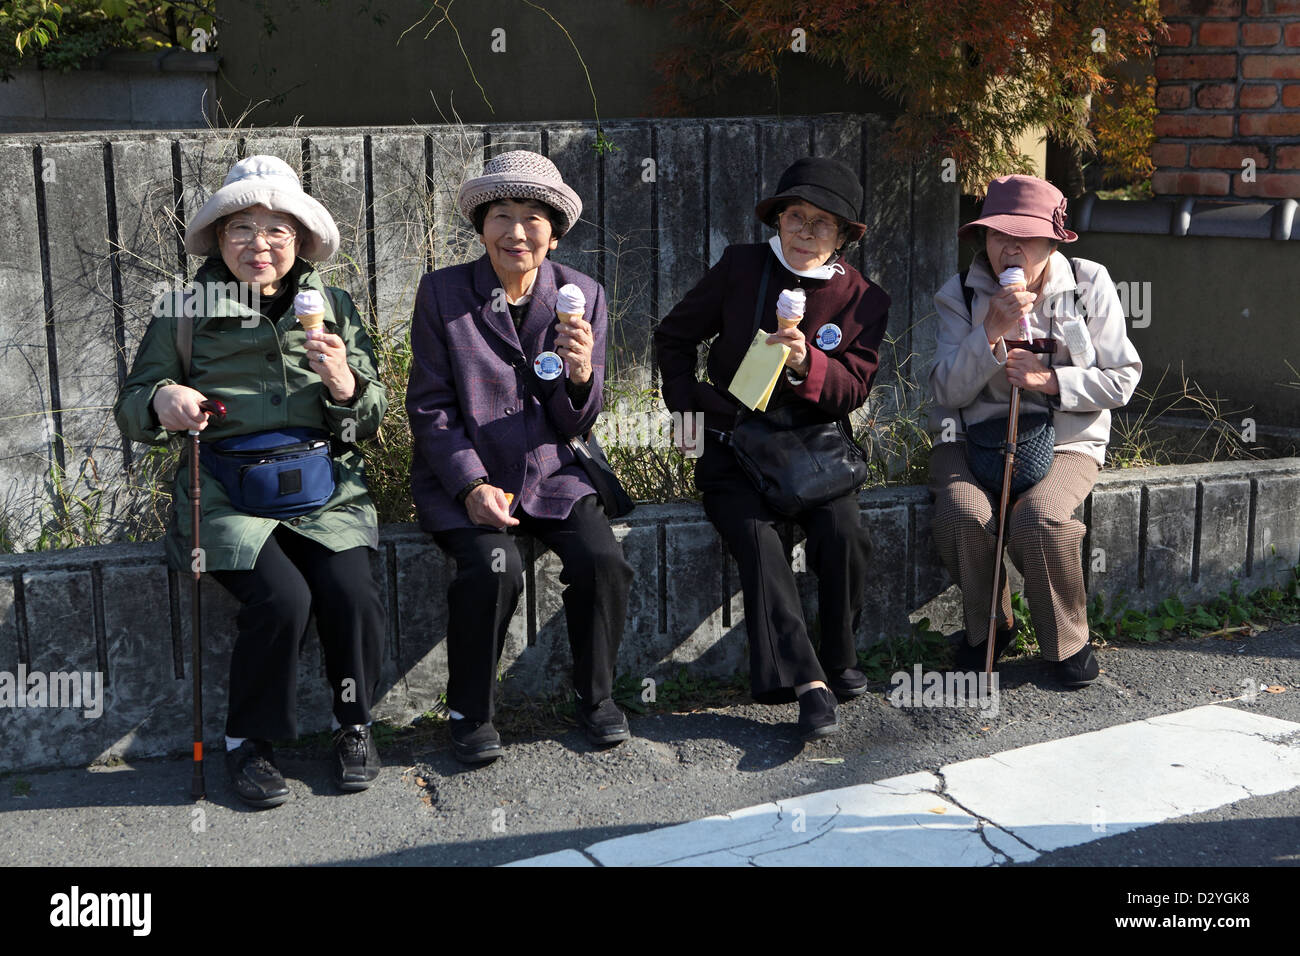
[1243,22,1282,45]
[1154,114,1236,137]
[1152,143,1189,167]
[1156,54,1239,80]
[1239,83,1280,106]
[1199,22,1238,46]
[1233,172,1300,198]
[1161,22,1193,46]
[1239,112,1300,134]
[1247,0,1262,12]
[1243,54,1300,78]
[1196,82,1237,108]
[1190,144,1270,168]
[1252,0,1300,12]
[1161,0,1240,14]
[1268,0,1300,12]
[1157,84,1192,108]
[1284,83,1300,105]
[1286,22,1300,45]
[1152,170,1231,195]
[1277,146,1300,168]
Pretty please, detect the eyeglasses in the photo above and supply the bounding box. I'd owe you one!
[778,209,840,241]
[221,220,297,249]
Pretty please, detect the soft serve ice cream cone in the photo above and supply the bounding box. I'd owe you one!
[294,289,326,334]
[776,288,805,330]
[556,283,586,325]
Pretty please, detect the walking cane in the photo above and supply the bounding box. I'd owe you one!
[984,337,1056,677]
[189,398,227,800]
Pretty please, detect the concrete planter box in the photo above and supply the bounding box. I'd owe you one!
[2,458,1297,773]
[0,52,218,133]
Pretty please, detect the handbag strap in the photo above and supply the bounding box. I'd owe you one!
[750,253,773,337]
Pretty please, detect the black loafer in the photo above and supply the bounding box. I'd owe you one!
[226,739,290,809]
[450,719,503,764]
[827,667,869,700]
[1057,644,1099,687]
[332,724,381,791]
[953,622,1017,672]
[797,687,839,741]
[575,696,631,745]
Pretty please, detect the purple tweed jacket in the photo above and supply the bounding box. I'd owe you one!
[407,254,606,532]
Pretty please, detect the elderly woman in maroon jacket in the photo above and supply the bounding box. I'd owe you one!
[655,157,890,740]
[407,151,633,763]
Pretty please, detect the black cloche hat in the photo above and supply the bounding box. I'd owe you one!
[754,157,867,242]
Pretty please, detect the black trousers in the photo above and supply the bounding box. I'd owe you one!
[697,438,870,704]
[432,494,632,723]
[211,525,386,740]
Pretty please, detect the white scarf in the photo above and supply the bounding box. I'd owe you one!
[768,235,846,281]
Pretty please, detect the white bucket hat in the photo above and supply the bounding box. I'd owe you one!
[184,155,341,261]
[456,150,582,236]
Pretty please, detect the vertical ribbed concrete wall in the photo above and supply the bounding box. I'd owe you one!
[0,115,953,548]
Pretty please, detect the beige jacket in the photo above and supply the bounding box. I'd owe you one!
[927,250,1142,466]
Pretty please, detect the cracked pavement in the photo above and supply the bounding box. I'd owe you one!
[1,625,1297,867]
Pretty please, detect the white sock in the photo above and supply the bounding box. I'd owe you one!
[225,736,247,752]
[448,709,465,720]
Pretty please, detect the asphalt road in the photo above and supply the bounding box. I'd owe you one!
[1,625,1296,868]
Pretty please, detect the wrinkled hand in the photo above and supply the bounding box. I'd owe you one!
[983,287,1037,345]
[1005,348,1059,394]
[153,384,212,432]
[766,326,810,376]
[305,330,357,403]
[555,315,593,385]
[465,484,520,530]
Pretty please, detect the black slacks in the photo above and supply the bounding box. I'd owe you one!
[432,494,632,723]
[696,438,870,704]
[211,525,385,740]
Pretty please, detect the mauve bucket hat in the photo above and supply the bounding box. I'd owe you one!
[958,174,1078,243]
[184,155,340,261]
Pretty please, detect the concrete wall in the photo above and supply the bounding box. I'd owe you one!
[212,0,895,127]
[0,115,956,550]
[0,53,218,133]
[2,458,1297,773]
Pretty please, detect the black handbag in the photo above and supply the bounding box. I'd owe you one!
[725,256,869,516]
[961,409,1056,496]
[513,355,635,520]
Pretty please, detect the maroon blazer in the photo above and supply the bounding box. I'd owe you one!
[654,243,891,431]
[407,254,606,532]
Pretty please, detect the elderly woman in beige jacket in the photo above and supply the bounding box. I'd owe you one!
[927,175,1141,686]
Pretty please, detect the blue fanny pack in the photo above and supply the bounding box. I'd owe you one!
[199,427,337,518]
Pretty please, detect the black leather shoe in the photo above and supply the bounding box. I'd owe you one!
[226,739,290,809]
[575,696,631,745]
[797,687,839,740]
[332,724,381,791]
[1057,643,1100,687]
[450,719,503,764]
[953,622,1018,672]
[827,667,869,700]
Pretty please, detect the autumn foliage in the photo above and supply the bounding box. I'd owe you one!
[635,0,1163,194]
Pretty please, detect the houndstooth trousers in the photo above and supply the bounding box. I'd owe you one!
[928,441,1099,661]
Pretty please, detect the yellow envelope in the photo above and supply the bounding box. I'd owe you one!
[728,329,790,411]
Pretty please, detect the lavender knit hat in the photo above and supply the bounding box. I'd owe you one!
[456,150,583,236]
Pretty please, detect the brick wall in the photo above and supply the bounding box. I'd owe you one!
[1154,0,1300,199]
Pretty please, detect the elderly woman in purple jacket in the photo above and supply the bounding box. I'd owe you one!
[406,151,633,763]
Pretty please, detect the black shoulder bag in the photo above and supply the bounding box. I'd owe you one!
[514,356,634,520]
[954,262,1087,496]
[726,257,870,516]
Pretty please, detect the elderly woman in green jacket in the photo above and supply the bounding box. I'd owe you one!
[114,156,388,808]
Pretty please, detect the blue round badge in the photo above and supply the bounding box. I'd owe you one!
[815,324,843,350]
[534,350,564,380]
